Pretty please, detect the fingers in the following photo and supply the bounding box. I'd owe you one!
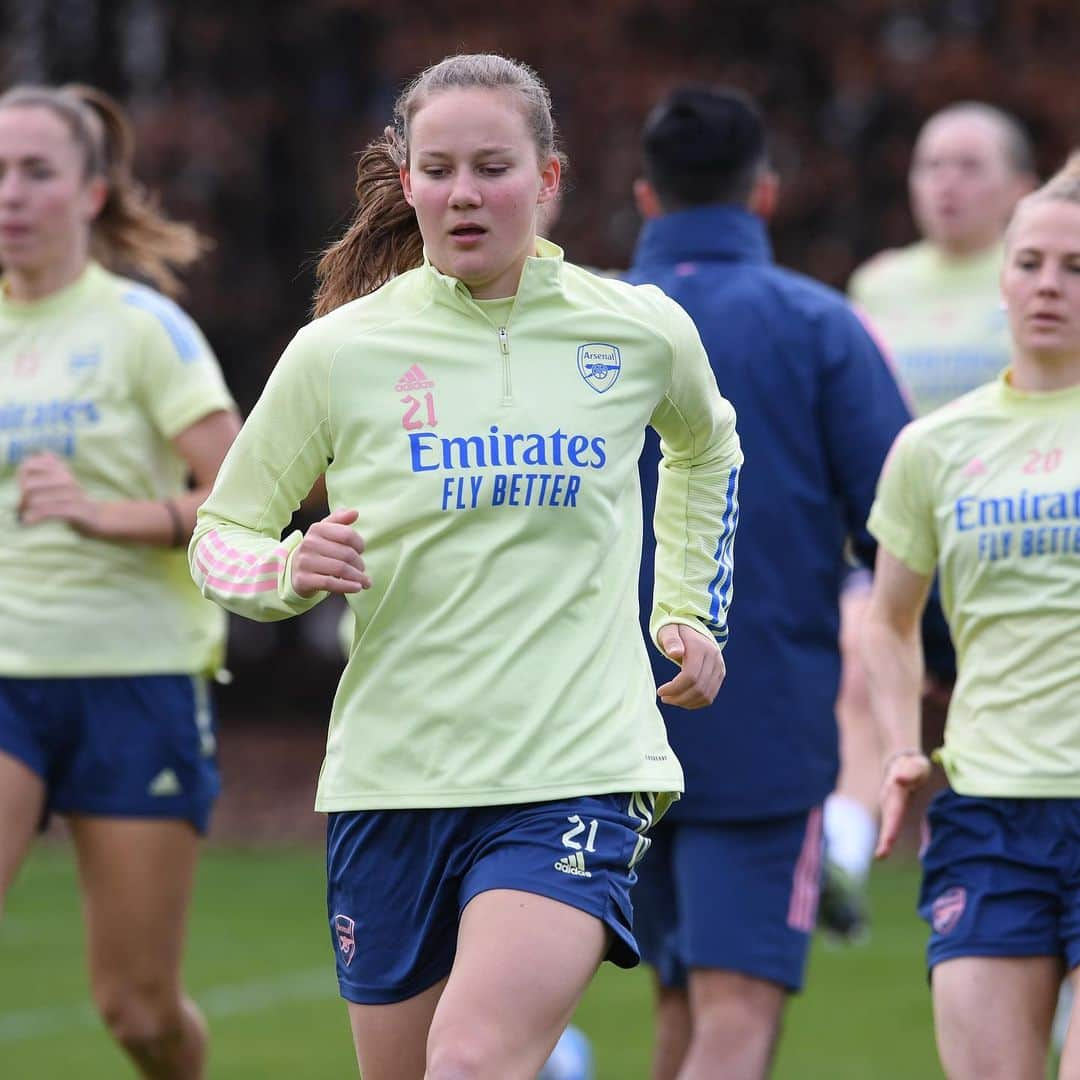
[657,624,684,662]
[291,508,371,598]
[875,785,908,860]
[874,756,931,859]
[656,625,726,709]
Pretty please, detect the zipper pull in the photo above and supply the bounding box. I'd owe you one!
[498,326,509,355]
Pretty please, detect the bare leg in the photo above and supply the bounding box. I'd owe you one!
[0,750,46,919]
[346,978,447,1080]
[71,816,207,1079]
[933,956,1060,1080]
[1058,967,1080,1080]
[425,889,608,1079]
[830,586,880,850]
[651,974,692,1080]
[679,969,786,1080]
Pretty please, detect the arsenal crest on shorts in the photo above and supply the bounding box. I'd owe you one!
[577,343,621,394]
[930,886,967,935]
[334,913,356,966]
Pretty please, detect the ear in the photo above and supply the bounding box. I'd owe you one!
[749,170,779,220]
[399,163,415,207]
[81,175,108,223]
[633,178,663,220]
[536,154,561,208]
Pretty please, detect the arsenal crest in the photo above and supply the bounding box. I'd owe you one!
[577,343,621,394]
[334,913,356,966]
[930,886,967,935]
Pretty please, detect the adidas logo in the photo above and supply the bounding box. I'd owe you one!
[394,364,434,392]
[147,768,182,797]
[554,850,592,878]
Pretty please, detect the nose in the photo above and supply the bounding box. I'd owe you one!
[0,169,26,205]
[447,171,481,209]
[1035,262,1063,296]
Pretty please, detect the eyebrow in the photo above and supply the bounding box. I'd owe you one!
[414,145,516,159]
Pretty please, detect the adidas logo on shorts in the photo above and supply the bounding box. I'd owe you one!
[147,768,182,796]
[553,850,592,878]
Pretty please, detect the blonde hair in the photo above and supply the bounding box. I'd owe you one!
[313,53,562,317]
[0,84,208,296]
[1006,149,1080,243]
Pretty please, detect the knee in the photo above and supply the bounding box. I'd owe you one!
[426,1024,506,1080]
[93,979,185,1057]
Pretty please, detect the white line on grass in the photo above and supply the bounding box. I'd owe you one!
[0,967,336,1043]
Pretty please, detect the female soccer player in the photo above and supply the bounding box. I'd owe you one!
[191,53,741,1080]
[0,85,239,1077]
[865,152,1080,1080]
[822,104,1038,941]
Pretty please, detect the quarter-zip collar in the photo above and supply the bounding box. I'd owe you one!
[421,236,566,314]
[631,205,773,270]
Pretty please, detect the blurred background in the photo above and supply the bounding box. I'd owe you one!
[2,3,1078,1075]
[4,0,1077,719]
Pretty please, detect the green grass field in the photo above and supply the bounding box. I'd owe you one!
[1,847,942,1078]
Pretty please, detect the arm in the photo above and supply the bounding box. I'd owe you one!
[189,326,368,621]
[17,409,241,545]
[648,296,743,708]
[819,306,911,561]
[862,547,933,858]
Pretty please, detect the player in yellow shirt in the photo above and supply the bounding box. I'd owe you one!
[0,85,239,1077]
[864,152,1080,1079]
[191,53,741,1079]
[822,104,1037,940]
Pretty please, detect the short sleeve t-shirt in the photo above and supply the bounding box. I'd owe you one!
[0,263,234,677]
[868,374,1080,795]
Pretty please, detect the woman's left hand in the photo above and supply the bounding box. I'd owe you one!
[655,623,727,709]
[17,452,101,535]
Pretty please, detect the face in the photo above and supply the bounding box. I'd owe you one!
[909,113,1027,256]
[400,87,560,299]
[0,105,103,279]
[1001,200,1080,365]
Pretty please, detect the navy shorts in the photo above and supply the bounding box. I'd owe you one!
[325,791,657,1004]
[0,675,220,834]
[633,807,823,993]
[920,788,1080,973]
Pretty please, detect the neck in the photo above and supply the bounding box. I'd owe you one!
[1010,351,1080,393]
[934,234,1000,261]
[4,246,90,303]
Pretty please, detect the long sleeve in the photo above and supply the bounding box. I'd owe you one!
[647,296,743,649]
[819,306,912,565]
[189,326,335,621]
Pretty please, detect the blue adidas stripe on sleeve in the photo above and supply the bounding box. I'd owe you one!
[122,286,202,362]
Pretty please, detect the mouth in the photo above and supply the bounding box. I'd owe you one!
[1028,311,1065,326]
[449,224,486,241]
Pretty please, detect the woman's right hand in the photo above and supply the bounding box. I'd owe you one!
[291,508,372,598]
[875,750,932,860]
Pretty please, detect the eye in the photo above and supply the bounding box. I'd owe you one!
[422,166,449,178]
[26,163,55,180]
[1014,256,1039,271]
[479,164,509,176]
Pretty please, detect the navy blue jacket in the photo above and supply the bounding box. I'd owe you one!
[628,206,910,821]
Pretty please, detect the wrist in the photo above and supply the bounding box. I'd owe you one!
[883,747,929,773]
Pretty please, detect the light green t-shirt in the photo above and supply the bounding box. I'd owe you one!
[849,240,1010,416]
[192,240,743,812]
[868,374,1080,796]
[0,263,234,677]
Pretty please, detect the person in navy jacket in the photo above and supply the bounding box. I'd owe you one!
[627,86,911,1080]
